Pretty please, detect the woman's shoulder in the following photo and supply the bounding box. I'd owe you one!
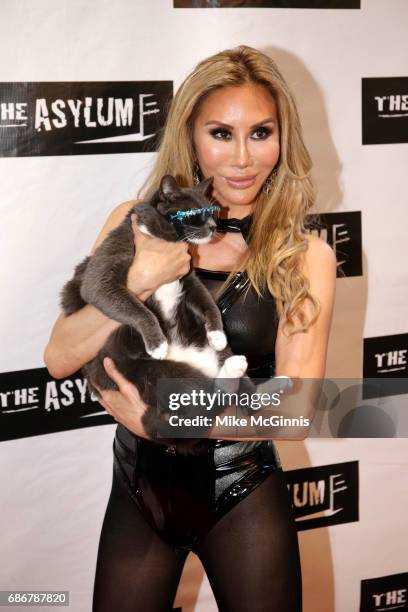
[304,233,335,256]
[109,199,142,222]
[89,199,141,255]
[300,234,337,278]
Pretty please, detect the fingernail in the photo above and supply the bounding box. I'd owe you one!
[104,357,113,368]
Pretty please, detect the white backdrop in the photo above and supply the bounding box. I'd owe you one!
[1,1,407,610]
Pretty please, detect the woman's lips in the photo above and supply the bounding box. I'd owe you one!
[224,175,257,189]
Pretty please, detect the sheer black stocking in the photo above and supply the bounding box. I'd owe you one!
[92,467,301,612]
[194,468,302,611]
[92,471,189,612]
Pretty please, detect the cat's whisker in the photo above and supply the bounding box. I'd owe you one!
[183,232,199,242]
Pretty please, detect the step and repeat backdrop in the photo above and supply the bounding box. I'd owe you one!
[1,1,407,611]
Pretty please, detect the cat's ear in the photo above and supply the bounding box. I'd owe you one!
[159,175,181,200]
[196,176,214,197]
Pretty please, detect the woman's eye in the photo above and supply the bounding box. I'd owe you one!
[209,128,232,140]
[252,127,273,140]
[209,127,273,141]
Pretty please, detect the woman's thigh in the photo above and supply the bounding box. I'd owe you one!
[92,468,188,612]
[194,468,302,612]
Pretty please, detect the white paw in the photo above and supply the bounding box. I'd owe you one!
[148,341,168,360]
[207,330,227,351]
[223,355,248,378]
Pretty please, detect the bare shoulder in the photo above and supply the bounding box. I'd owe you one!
[300,234,337,278]
[90,199,141,254]
[109,199,141,224]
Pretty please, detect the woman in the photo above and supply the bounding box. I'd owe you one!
[44,45,336,611]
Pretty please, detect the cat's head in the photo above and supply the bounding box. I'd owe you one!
[133,175,219,243]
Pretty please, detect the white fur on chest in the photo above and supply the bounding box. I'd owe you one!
[167,343,219,378]
[152,280,219,377]
[153,280,184,320]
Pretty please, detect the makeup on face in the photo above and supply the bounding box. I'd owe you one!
[193,84,280,216]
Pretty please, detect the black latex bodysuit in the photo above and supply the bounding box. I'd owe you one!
[93,214,302,612]
[113,213,282,550]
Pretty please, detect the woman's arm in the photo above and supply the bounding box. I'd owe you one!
[44,201,142,379]
[98,359,303,442]
[274,235,337,379]
[210,237,336,442]
[43,201,192,379]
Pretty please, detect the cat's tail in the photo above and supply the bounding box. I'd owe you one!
[60,256,91,315]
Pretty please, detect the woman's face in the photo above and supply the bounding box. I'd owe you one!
[192,83,280,215]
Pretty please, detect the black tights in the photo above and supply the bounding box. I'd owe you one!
[92,466,302,612]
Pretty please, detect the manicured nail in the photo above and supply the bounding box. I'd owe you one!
[104,357,113,368]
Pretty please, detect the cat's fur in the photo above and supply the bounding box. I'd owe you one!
[61,175,260,454]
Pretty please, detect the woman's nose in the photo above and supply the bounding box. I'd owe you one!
[234,141,251,168]
[231,136,251,168]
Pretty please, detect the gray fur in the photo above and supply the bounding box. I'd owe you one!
[60,175,258,454]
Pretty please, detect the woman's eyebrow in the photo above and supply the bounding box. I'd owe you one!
[204,117,276,129]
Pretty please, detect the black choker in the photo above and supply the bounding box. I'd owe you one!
[216,214,253,242]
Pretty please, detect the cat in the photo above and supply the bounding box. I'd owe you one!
[60,174,272,454]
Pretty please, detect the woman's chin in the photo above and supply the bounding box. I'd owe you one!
[214,188,259,209]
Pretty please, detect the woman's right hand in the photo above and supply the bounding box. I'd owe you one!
[97,357,152,440]
[127,212,192,294]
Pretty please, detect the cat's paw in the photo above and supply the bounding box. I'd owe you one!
[207,330,227,351]
[147,341,168,360]
[222,355,248,378]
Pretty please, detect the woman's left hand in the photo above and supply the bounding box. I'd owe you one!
[96,357,151,439]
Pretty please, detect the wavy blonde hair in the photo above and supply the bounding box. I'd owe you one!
[137,45,320,336]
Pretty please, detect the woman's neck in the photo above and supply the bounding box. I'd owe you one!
[213,198,254,220]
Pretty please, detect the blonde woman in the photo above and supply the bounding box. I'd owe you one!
[45,45,336,611]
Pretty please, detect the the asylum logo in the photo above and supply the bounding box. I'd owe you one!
[174,1,360,8]
[0,81,173,157]
[360,572,408,612]
[363,333,408,399]
[285,460,359,531]
[362,77,408,144]
[0,367,112,442]
[306,211,362,277]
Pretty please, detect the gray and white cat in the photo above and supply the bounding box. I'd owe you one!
[60,174,262,453]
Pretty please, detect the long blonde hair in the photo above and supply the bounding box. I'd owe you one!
[137,45,320,336]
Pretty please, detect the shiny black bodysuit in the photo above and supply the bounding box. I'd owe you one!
[92,215,302,612]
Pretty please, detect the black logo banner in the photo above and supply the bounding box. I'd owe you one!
[286,460,359,530]
[0,81,173,157]
[362,77,408,145]
[363,333,408,399]
[306,211,362,277]
[360,572,408,612]
[175,0,360,8]
[0,367,112,442]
